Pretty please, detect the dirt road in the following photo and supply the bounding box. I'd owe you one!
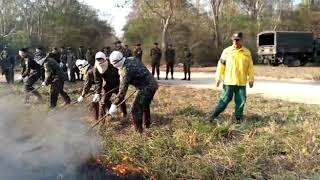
[1,71,320,105]
[158,71,320,105]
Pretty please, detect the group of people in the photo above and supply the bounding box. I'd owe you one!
[0,32,255,133]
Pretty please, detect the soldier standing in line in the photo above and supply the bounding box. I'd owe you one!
[51,47,61,63]
[0,46,15,84]
[182,45,193,81]
[66,47,78,82]
[75,59,94,103]
[92,52,127,120]
[150,42,162,80]
[109,51,158,133]
[18,48,43,103]
[114,40,126,54]
[123,44,133,58]
[34,47,46,81]
[40,53,71,109]
[77,46,86,60]
[85,48,95,66]
[133,43,143,62]
[59,47,68,72]
[165,44,176,80]
[102,46,112,57]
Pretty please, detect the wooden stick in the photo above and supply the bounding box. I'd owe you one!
[84,90,137,135]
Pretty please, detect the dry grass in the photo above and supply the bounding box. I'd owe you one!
[95,85,320,179]
[159,65,320,80]
[3,82,320,179]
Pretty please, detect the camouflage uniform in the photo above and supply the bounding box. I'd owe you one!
[80,64,94,97]
[114,57,158,133]
[0,49,15,84]
[123,47,133,58]
[34,50,46,81]
[59,48,68,72]
[77,47,86,60]
[94,63,127,120]
[85,49,95,66]
[21,55,42,103]
[43,58,71,108]
[133,47,143,62]
[66,50,79,82]
[182,48,193,80]
[165,47,175,80]
[150,47,162,79]
[102,47,112,58]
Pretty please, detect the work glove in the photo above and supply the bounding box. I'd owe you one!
[108,104,117,117]
[17,76,23,81]
[41,81,47,86]
[92,94,100,103]
[77,96,84,102]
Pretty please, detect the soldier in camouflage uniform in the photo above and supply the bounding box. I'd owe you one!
[150,42,162,80]
[133,43,143,62]
[114,40,126,54]
[34,47,46,81]
[77,46,86,60]
[59,47,68,72]
[18,48,43,103]
[92,52,127,120]
[0,46,15,84]
[109,51,159,133]
[123,45,133,58]
[182,45,193,81]
[102,46,112,57]
[85,48,95,66]
[165,44,176,80]
[75,59,94,102]
[40,53,71,108]
[66,47,79,82]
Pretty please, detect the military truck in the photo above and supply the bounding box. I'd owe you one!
[257,31,320,66]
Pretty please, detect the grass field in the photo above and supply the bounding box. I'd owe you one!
[160,65,320,80]
[94,85,320,179]
[2,83,320,179]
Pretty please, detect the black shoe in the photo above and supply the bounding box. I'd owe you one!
[165,77,168,80]
[182,78,186,80]
[171,77,174,80]
[188,78,191,81]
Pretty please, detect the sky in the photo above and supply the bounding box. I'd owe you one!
[81,0,132,38]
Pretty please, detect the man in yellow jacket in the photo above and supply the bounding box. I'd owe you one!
[210,32,254,123]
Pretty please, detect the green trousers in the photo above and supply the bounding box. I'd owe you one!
[211,85,247,119]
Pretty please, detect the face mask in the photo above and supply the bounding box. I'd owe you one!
[95,60,108,74]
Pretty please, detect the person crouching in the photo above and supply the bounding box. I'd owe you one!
[92,52,127,120]
[40,53,71,109]
[108,51,158,133]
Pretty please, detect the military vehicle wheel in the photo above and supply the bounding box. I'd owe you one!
[284,56,300,67]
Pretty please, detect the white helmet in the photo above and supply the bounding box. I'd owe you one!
[95,51,107,60]
[109,51,125,69]
[76,59,89,67]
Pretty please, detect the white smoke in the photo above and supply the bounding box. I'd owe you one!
[0,95,102,180]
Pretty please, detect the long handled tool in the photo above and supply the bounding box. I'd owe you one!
[84,90,137,135]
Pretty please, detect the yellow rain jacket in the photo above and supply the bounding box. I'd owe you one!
[216,46,254,86]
